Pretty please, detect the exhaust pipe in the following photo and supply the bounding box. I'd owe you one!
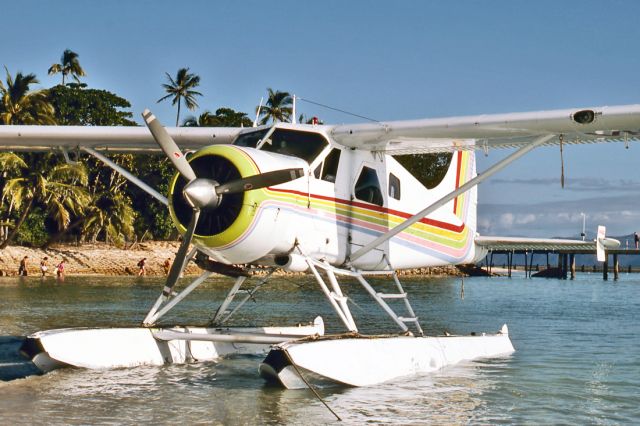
[274,254,309,272]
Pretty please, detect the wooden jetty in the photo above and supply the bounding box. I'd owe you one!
[483,249,640,280]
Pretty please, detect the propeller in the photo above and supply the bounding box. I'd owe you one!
[141,109,304,300]
[215,168,305,194]
[142,110,196,181]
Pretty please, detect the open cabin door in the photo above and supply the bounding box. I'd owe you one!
[305,147,349,264]
[347,155,388,269]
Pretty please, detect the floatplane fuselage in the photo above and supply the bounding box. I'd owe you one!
[174,123,482,271]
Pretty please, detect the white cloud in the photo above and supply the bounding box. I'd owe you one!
[499,213,514,228]
[478,193,640,237]
[515,213,536,225]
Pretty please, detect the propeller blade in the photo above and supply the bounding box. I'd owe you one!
[163,209,201,296]
[142,109,197,182]
[215,168,305,195]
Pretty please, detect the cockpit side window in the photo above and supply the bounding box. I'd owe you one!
[354,166,384,206]
[233,129,269,148]
[388,173,401,200]
[260,129,328,163]
[320,149,341,183]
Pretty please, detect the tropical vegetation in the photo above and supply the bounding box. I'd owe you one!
[0,156,90,248]
[183,107,252,127]
[157,68,202,126]
[0,68,55,125]
[0,49,449,248]
[48,49,86,85]
[258,88,292,124]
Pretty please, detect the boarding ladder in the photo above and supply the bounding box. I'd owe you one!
[357,268,424,336]
[305,255,423,336]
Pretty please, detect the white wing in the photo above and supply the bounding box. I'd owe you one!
[2,104,640,154]
[328,104,640,154]
[0,125,242,152]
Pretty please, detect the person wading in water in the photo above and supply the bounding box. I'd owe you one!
[18,256,28,276]
[56,259,66,280]
[40,257,49,277]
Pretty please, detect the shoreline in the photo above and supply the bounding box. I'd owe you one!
[0,242,467,278]
[0,242,200,277]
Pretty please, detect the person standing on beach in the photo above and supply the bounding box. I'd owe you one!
[634,232,639,249]
[40,257,49,277]
[18,256,28,276]
[56,260,65,279]
[137,258,147,276]
[162,258,171,275]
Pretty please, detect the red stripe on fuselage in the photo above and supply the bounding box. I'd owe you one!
[453,151,463,215]
[267,187,465,233]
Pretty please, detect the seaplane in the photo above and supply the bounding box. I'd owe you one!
[0,101,632,389]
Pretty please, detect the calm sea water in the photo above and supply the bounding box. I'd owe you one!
[0,273,638,424]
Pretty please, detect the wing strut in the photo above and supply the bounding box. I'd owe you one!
[348,134,556,264]
[82,146,168,205]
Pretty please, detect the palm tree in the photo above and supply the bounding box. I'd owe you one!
[0,161,90,249]
[157,68,202,126]
[183,111,216,127]
[0,68,55,125]
[82,191,135,247]
[259,88,292,124]
[48,49,86,85]
[0,152,28,242]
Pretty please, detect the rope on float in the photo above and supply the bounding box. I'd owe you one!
[282,348,342,422]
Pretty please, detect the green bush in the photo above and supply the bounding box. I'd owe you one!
[15,207,48,247]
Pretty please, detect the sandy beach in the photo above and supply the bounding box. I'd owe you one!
[0,242,466,277]
[0,242,201,277]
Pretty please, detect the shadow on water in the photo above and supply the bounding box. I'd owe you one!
[0,336,41,381]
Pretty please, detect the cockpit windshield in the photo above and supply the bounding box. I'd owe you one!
[233,127,329,164]
[259,128,328,163]
[233,129,269,148]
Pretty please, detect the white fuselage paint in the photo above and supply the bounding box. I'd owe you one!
[197,127,480,270]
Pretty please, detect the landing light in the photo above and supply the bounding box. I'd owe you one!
[572,109,595,124]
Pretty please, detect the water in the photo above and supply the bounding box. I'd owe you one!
[0,273,638,424]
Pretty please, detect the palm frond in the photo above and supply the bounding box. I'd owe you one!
[0,152,27,171]
[47,198,71,230]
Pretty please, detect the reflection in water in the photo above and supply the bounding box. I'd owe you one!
[259,359,512,425]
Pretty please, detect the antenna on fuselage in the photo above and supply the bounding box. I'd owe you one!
[253,97,264,127]
[292,94,296,124]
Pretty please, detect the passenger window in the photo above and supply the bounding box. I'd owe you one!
[388,173,401,200]
[313,164,321,179]
[321,149,341,183]
[355,166,384,206]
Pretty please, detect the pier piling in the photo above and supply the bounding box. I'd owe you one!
[570,254,576,280]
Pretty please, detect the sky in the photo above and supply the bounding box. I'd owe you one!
[3,0,640,239]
